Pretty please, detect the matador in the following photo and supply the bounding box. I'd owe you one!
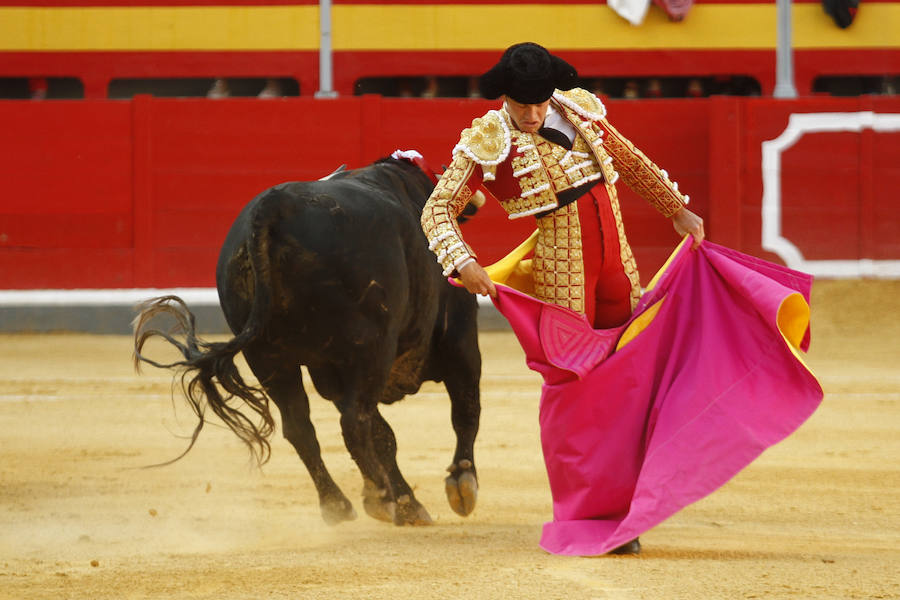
[421,42,704,330]
[420,44,822,559]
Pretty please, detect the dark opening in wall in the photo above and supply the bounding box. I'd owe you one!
[587,76,762,99]
[355,76,479,98]
[812,75,899,96]
[353,75,762,99]
[0,77,84,100]
[107,77,300,99]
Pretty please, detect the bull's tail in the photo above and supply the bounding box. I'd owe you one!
[132,294,275,466]
[133,196,285,466]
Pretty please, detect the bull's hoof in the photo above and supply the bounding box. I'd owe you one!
[609,538,641,555]
[394,494,433,526]
[362,478,396,523]
[320,496,358,526]
[363,497,397,523]
[445,460,478,516]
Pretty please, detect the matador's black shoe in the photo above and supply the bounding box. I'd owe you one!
[609,538,642,555]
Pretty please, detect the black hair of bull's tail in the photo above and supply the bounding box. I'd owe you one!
[132,294,275,467]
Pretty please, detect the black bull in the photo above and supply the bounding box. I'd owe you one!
[133,158,482,526]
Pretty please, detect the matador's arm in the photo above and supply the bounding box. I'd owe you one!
[420,153,484,277]
[599,116,689,218]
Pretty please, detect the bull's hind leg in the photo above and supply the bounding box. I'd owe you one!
[369,408,432,525]
[334,397,396,521]
[330,381,431,526]
[279,389,358,525]
[243,351,357,525]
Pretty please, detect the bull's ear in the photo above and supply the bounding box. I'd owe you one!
[318,164,347,181]
[457,203,479,224]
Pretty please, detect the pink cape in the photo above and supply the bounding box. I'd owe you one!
[486,239,823,556]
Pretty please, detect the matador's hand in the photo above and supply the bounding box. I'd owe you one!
[671,207,705,248]
[458,261,498,298]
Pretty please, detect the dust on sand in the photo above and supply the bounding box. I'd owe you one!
[0,280,898,599]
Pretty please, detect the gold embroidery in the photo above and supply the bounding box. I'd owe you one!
[557,88,607,120]
[498,127,556,217]
[455,111,509,165]
[533,202,585,314]
[421,154,478,274]
[430,90,680,300]
[511,151,533,176]
[463,90,685,222]
[496,113,611,219]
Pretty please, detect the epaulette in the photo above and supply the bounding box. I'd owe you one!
[452,109,512,166]
[554,88,607,122]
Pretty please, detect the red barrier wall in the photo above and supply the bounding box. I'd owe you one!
[1,95,898,289]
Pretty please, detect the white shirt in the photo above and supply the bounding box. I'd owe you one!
[543,104,577,145]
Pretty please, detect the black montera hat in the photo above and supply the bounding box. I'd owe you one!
[478,42,579,104]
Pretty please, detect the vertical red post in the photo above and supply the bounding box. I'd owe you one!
[857,96,876,262]
[359,94,382,166]
[707,96,744,251]
[81,76,109,100]
[132,94,154,287]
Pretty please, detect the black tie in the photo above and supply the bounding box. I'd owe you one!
[538,126,573,150]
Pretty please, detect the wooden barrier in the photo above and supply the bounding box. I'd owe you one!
[1,95,898,289]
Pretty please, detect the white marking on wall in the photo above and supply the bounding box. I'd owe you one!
[0,288,220,306]
[0,287,496,309]
[761,111,900,278]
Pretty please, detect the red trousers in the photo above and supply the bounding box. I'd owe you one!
[581,187,635,329]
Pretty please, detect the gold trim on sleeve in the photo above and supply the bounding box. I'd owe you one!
[599,117,687,218]
[421,154,479,275]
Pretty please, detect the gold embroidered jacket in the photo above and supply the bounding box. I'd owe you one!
[421,88,689,276]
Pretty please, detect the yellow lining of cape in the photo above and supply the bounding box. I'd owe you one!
[644,235,692,293]
[615,236,690,350]
[777,293,817,377]
[482,229,539,287]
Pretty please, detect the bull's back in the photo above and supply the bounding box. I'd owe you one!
[215,177,443,353]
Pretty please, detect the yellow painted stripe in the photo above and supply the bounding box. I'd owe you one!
[793,4,898,49]
[0,6,320,50]
[334,4,778,50]
[0,4,897,52]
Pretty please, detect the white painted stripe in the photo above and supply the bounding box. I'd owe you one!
[0,287,497,310]
[0,395,67,403]
[0,288,219,306]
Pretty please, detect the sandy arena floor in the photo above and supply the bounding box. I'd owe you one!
[0,279,898,600]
